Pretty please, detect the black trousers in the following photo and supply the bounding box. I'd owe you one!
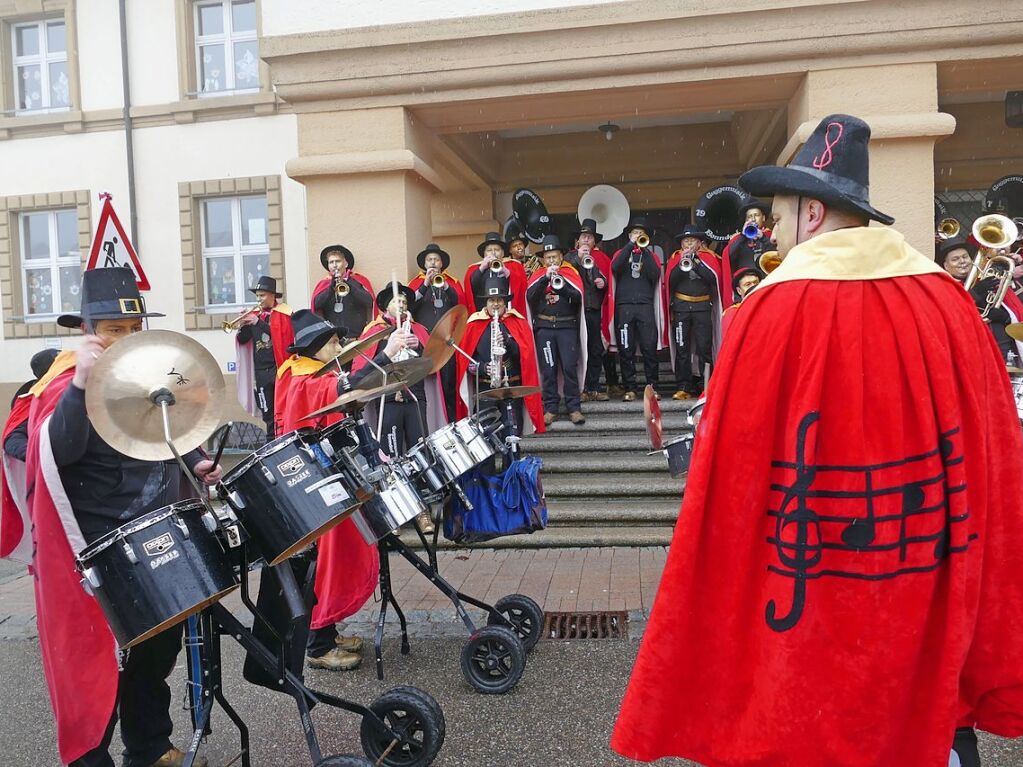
[380,399,426,456]
[71,626,182,767]
[671,310,713,390]
[604,350,620,388]
[439,357,457,423]
[535,326,582,413]
[254,366,276,438]
[615,303,659,392]
[583,309,606,393]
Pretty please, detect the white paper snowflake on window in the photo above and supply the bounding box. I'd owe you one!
[236,49,258,85]
[52,71,69,107]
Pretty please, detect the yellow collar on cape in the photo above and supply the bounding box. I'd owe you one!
[757,227,943,289]
[277,354,325,379]
[468,308,526,323]
[29,350,78,396]
[272,303,291,315]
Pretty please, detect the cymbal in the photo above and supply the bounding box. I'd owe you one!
[301,381,407,421]
[478,385,541,401]
[313,325,395,378]
[1007,366,1023,375]
[85,329,226,461]
[1006,322,1023,341]
[423,305,468,374]
[352,356,434,392]
[643,384,663,451]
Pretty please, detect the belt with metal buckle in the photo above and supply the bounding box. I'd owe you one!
[673,293,710,302]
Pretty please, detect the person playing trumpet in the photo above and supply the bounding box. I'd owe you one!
[566,217,615,402]
[666,225,721,399]
[311,244,375,338]
[463,231,528,317]
[234,275,293,438]
[719,199,772,308]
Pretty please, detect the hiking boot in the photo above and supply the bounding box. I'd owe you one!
[580,391,593,402]
[335,635,365,653]
[672,390,690,401]
[148,748,207,767]
[569,411,586,425]
[544,411,557,425]
[592,391,609,401]
[414,511,435,535]
[622,391,636,402]
[307,647,361,671]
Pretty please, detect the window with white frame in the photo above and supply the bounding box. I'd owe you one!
[201,195,269,308]
[20,209,81,318]
[11,19,70,113]
[194,0,259,96]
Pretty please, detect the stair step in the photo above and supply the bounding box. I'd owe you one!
[539,452,666,473]
[398,525,675,549]
[541,471,685,497]
[539,413,688,434]
[546,498,680,524]
[524,434,663,452]
[569,398,696,414]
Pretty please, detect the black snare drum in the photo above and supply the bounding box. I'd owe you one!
[221,429,362,565]
[316,420,375,499]
[663,433,695,478]
[76,500,237,648]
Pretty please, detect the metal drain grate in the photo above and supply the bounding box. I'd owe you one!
[542,611,629,640]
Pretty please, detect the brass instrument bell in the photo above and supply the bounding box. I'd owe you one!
[759,250,783,274]
[635,233,651,249]
[936,218,961,240]
[973,214,1018,252]
[334,278,350,298]
[580,254,595,270]
[430,273,446,288]
[489,259,505,274]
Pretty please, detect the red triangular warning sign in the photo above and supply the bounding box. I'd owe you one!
[85,193,150,290]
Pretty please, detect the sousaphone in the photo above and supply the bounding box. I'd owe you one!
[577,184,631,241]
[693,185,749,243]
[512,188,552,244]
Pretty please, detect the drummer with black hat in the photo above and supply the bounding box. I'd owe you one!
[234,275,293,438]
[610,216,666,402]
[719,198,773,307]
[28,268,221,767]
[311,244,376,337]
[566,218,615,402]
[666,225,721,399]
[463,231,529,317]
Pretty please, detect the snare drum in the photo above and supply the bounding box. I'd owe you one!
[77,500,238,648]
[402,441,448,500]
[316,420,375,499]
[662,433,695,478]
[425,423,477,483]
[352,464,427,544]
[221,429,362,565]
[452,417,497,465]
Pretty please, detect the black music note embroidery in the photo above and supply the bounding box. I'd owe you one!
[765,411,975,632]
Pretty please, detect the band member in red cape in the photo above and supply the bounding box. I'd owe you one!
[2,348,59,564]
[666,224,721,400]
[270,309,381,672]
[719,198,773,308]
[719,267,761,339]
[609,216,666,402]
[234,275,293,438]
[463,231,529,317]
[565,218,615,402]
[349,283,448,533]
[612,115,1023,767]
[409,243,465,422]
[311,244,375,337]
[937,235,1023,364]
[25,268,221,767]
[455,273,545,441]
[525,235,587,426]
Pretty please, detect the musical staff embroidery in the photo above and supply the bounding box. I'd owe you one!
[765,411,975,632]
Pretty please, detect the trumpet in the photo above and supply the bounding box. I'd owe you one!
[524,253,543,275]
[580,254,595,270]
[742,223,763,240]
[333,270,350,298]
[489,259,506,274]
[677,246,696,272]
[430,272,446,288]
[635,233,650,249]
[936,218,961,240]
[759,250,783,274]
[549,268,565,290]
[221,305,259,333]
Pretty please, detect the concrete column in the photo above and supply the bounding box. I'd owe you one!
[781,63,956,257]
[286,107,442,295]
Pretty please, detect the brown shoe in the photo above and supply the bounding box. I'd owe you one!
[307,647,362,671]
[592,391,609,401]
[336,634,365,653]
[544,411,557,425]
[149,748,207,767]
[414,510,435,535]
[622,391,636,402]
[672,390,690,401]
[569,411,586,425]
[579,391,592,402]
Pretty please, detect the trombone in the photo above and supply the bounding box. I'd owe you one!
[221,305,259,333]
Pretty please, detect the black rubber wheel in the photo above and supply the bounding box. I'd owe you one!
[360,689,444,767]
[459,624,526,694]
[487,593,544,652]
[317,757,374,767]
[386,685,446,751]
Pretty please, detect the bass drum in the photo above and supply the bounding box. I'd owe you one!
[692,185,749,243]
[77,500,237,648]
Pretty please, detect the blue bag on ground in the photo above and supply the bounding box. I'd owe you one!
[444,456,547,544]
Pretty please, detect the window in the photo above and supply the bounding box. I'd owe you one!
[20,208,81,319]
[194,0,259,96]
[11,19,69,113]
[200,195,269,308]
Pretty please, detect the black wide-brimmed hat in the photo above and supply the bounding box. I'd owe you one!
[504,218,528,246]
[249,275,282,297]
[571,218,603,244]
[732,267,762,293]
[541,234,564,255]
[30,348,60,378]
[739,114,895,225]
[676,224,710,244]
[739,198,771,219]
[288,309,340,356]
[416,243,450,271]
[319,244,355,271]
[482,274,512,301]
[375,283,417,314]
[935,236,978,267]
[477,232,508,258]
[57,267,164,329]
[627,216,651,235]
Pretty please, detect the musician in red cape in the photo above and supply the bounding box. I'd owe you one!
[455,273,544,438]
[25,268,221,767]
[525,235,588,426]
[234,275,292,438]
[269,309,383,672]
[719,198,773,308]
[666,225,722,399]
[463,231,529,317]
[2,349,59,563]
[565,218,615,403]
[719,267,761,339]
[612,115,1023,767]
[310,243,376,336]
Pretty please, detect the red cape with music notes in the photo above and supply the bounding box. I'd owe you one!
[462,259,528,318]
[274,357,379,628]
[613,228,1023,767]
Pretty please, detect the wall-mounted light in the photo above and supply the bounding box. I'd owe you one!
[598,121,620,141]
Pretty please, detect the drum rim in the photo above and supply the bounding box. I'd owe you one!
[117,583,239,648]
[664,433,694,448]
[222,429,310,484]
[265,506,359,565]
[78,499,206,560]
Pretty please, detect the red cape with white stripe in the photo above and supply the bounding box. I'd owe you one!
[235,302,294,417]
[1,393,33,563]
[664,247,723,376]
[525,264,588,396]
[408,271,466,307]
[462,259,528,318]
[608,244,668,350]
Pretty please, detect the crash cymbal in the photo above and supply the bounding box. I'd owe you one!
[1006,322,1023,341]
[423,305,468,374]
[313,325,395,378]
[1007,365,1023,375]
[85,329,226,461]
[301,381,407,421]
[478,385,541,401]
[643,384,663,451]
[351,357,434,392]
